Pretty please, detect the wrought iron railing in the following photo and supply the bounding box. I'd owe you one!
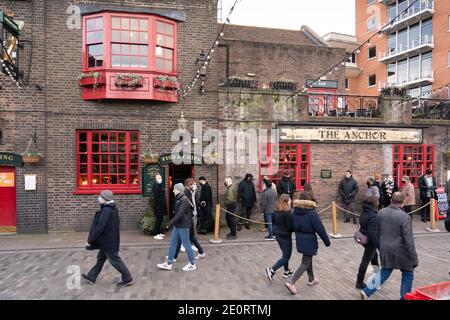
[307,93,381,118]
[411,98,450,120]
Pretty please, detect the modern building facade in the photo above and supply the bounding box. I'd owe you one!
[349,0,450,98]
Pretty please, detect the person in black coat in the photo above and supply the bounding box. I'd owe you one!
[339,170,359,224]
[237,173,257,230]
[82,190,133,287]
[198,176,213,234]
[277,172,296,199]
[418,169,437,222]
[374,174,385,210]
[153,175,168,240]
[284,192,331,295]
[356,196,380,289]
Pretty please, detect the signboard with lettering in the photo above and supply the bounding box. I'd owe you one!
[159,153,203,165]
[320,170,332,179]
[279,127,422,144]
[142,164,165,197]
[0,172,14,187]
[0,153,24,167]
[307,79,338,89]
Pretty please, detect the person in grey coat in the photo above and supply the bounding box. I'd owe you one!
[361,192,418,300]
[261,178,277,240]
[364,178,380,201]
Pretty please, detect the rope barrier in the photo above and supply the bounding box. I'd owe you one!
[220,207,270,225]
[335,205,360,218]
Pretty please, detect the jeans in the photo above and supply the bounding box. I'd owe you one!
[225,203,237,236]
[153,215,164,235]
[87,250,132,282]
[289,255,314,284]
[363,267,414,300]
[271,235,292,272]
[167,227,195,265]
[357,244,379,283]
[174,223,204,259]
[421,198,431,221]
[264,213,274,237]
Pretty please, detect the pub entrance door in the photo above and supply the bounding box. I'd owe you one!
[0,166,17,233]
[168,164,194,218]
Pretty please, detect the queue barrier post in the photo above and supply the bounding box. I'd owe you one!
[329,201,342,239]
[209,204,223,244]
[426,199,440,233]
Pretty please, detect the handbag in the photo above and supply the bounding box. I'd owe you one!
[354,224,369,246]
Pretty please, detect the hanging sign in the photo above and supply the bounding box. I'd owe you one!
[0,152,23,167]
[159,153,203,165]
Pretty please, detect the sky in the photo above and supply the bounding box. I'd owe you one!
[219,0,356,37]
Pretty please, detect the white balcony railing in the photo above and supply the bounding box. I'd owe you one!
[379,35,434,62]
[382,0,434,32]
[379,70,434,90]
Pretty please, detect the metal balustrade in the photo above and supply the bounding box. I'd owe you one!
[307,94,381,118]
[411,98,450,120]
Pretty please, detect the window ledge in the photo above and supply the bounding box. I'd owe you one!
[73,188,142,195]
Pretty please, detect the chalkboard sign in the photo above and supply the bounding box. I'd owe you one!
[320,169,332,179]
[142,164,164,197]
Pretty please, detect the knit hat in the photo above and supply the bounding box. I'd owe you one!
[99,190,114,201]
[173,183,185,194]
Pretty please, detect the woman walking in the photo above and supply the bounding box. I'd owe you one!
[284,192,330,295]
[265,194,294,282]
[355,196,380,289]
[303,183,317,203]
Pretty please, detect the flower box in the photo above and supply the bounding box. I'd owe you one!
[23,155,41,164]
[153,76,179,90]
[114,74,144,89]
[78,76,106,87]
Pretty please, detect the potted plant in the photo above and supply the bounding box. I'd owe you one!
[225,75,259,89]
[78,72,105,89]
[114,73,143,88]
[270,79,297,91]
[154,75,180,90]
[22,151,42,164]
[142,152,160,164]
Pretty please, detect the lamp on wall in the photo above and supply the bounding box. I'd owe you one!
[177,109,188,130]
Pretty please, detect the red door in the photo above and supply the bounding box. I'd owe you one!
[0,166,16,228]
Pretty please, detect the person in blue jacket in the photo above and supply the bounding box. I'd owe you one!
[284,191,331,295]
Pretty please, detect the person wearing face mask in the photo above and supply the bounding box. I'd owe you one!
[157,183,197,271]
[82,190,134,287]
[381,175,398,208]
[339,170,359,224]
[198,176,213,235]
[153,174,168,240]
[223,177,238,240]
[237,173,257,230]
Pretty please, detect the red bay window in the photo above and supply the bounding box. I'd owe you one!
[75,130,140,194]
[393,144,434,188]
[259,143,310,191]
[80,12,179,101]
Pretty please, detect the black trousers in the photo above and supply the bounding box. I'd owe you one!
[404,205,412,214]
[174,222,204,259]
[421,198,431,221]
[357,244,379,283]
[199,205,212,232]
[239,206,253,226]
[153,215,164,235]
[225,203,237,236]
[87,250,132,282]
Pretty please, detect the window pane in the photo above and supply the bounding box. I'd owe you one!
[140,19,148,30]
[121,31,129,42]
[156,46,163,57]
[87,19,95,31]
[139,32,148,44]
[130,45,139,55]
[87,32,94,44]
[156,34,163,46]
[119,165,126,173]
[165,24,174,36]
[79,144,87,153]
[118,133,126,142]
[110,176,118,184]
[101,133,108,142]
[112,17,121,29]
[139,45,148,56]
[92,154,100,163]
[121,44,129,54]
[101,154,108,162]
[121,18,129,29]
[164,48,173,59]
[131,176,139,184]
[398,29,407,52]
[156,58,164,70]
[119,155,126,163]
[130,18,139,30]
[112,55,121,67]
[121,56,129,67]
[96,56,103,67]
[130,154,139,163]
[80,154,88,163]
[112,44,120,54]
[131,133,138,142]
[112,30,120,42]
[110,165,117,174]
[118,144,126,153]
[92,176,100,185]
[166,36,174,48]
[139,56,148,68]
[119,176,127,184]
[110,144,117,152]
[164,60,173,72]
[130,31,138,43]
[130,56,139,67]
[95,31,103,43]
[130,144,138,152]
[95,18,103,30]
[110,154,117,162]
[157,21,165,33]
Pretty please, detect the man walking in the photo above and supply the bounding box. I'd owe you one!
[82,190,133,287]
[418,169,437,222]
[361,192,418,300]
[278,172,296,199]
[237,173,257,230]
[261,178,277,240]
[198,176,213,234]
[338,170,359,224]
[223,176,238,240]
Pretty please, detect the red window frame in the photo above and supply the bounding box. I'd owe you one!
[259,143,310,191]
[75,130,141,194]
[393,144,434,188]
[86,16,104,68]
[155,19,176,73]
[82,12,177,75]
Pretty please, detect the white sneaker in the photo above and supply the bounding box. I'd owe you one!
[360,290,369,300]
[180,245,186,252]
[182,263,197,271]
[165,256,177,262]
[157,261,172,270]
[195,253,206,260]
[154,234,164,240]
[192,245,199,252]
[160,233,166,237]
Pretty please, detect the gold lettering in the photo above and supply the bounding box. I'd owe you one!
[372,132,379,140]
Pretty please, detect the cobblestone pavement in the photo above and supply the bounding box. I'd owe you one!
[0,232,448,300]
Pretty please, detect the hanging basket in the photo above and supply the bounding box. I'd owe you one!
[23,155,41,164]
[143,156,160,164]
[446,150,450,158]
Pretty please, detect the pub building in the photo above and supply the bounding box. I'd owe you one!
[1,0,449,234]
